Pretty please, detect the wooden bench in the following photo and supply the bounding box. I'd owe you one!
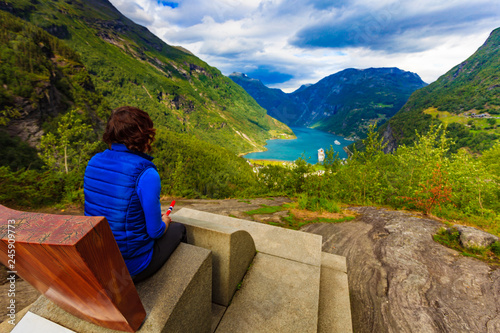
[0,204,146,332]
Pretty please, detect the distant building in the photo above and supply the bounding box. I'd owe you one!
[318,148,325,163]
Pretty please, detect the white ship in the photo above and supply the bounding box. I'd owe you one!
[318,148,325,162]
[334,140,341,145]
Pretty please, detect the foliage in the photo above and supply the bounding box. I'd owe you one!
[297,193,340,213]
[0,9,107,126]
[0,166,65,208]
[152,129,260,199]
[39,109,102,173]
[401,163,452,215]
[254,155,312,195]
[0,130,44,170]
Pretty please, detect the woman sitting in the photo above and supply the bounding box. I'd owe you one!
[84,106,186,283]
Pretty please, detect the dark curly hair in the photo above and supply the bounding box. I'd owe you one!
[103,106,156,153]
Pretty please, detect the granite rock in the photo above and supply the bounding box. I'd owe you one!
[453,225,499,249]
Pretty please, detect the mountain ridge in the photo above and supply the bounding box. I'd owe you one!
[230,68,427,139]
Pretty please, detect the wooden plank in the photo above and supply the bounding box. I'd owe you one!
[0,205,146,332]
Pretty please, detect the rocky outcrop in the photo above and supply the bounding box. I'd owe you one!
[5,82,66,147]
[381,123,398,154]
[453,225,499,249]
[303,207,500,333]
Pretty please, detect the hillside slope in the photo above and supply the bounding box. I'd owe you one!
[383,27,500,152]
[1,0,292,154]
[0,10,107,169]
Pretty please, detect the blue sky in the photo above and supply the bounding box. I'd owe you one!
[109,0,500,92]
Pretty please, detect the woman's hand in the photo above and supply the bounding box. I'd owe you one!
[162,214,171,235]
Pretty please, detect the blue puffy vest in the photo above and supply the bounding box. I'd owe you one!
[84,143,157,275]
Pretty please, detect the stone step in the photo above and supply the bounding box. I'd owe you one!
[173,208,323,266]
[215,252,321,333]
[171,214,256,307]
[318,253,353,333]
[173,208,323,333]
[28,243,213,333]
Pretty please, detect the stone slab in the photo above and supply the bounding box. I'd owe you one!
[321,251,347,274]
[173,208,322,266]
[171,215,256,306]
[211,303,226,333]
[318,252,353,333]
[11,312,75,333]
[215,253,320,333]
[30,243,212,333]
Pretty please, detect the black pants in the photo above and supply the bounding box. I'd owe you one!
[133,222,187,283]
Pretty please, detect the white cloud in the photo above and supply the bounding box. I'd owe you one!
[109,0,500,91]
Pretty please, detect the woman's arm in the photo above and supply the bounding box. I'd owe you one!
[136,168,167,239]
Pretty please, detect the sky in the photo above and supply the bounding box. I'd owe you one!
[108,0,500,92]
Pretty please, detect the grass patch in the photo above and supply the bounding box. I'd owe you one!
[423,107,500,134]
[241,199,356,230]
[238,199,251,204]
[433,227,500,265]
[244,205,285,216]
[279,214,355,230]
[297,194,340,213]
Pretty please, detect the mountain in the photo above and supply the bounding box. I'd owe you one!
[293,68,427,139]
[0,0,293,154]
[231,68,427,139]
[229,73,302,125]
[382,28,500,153]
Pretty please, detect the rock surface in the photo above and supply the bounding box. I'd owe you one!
[454,225,499,249]
[303,206,500,333]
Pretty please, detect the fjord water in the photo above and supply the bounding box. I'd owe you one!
[244,127,350,162]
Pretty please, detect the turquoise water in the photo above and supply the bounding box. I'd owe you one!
[244,127,350,162]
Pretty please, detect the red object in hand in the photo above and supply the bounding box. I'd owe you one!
[165,200,176,216]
